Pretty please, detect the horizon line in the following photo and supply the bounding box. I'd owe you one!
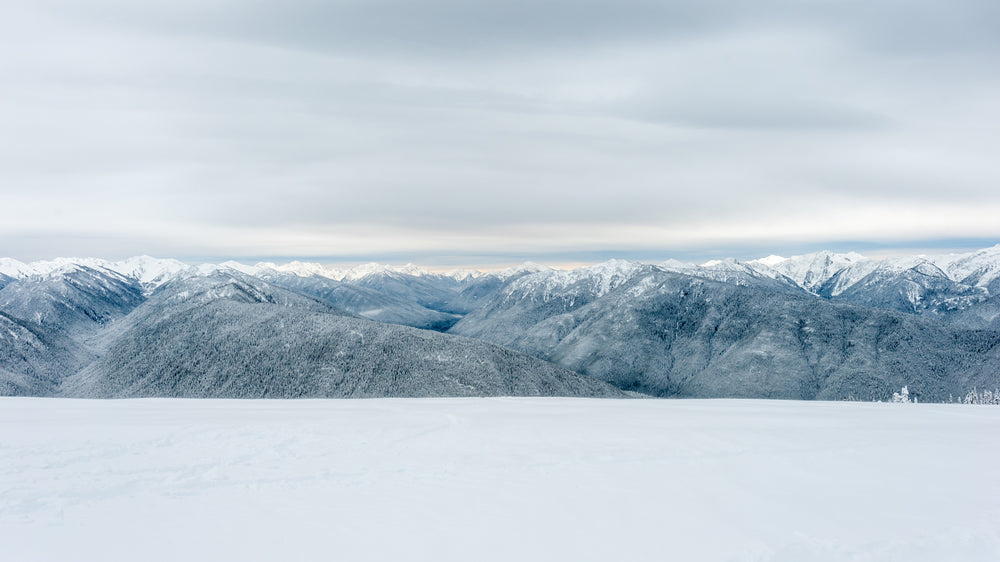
[3,238,999,273]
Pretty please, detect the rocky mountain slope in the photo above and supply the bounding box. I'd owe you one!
[451,262,1000,401]
[3,245,1000,400]
[0,268,623,398]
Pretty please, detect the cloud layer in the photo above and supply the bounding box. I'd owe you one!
[2,1,998,261]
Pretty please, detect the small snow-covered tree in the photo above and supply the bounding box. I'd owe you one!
[891,386,910,403]
[961,388,1000,405]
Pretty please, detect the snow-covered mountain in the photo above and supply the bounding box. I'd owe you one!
[255,260,336,279]
[815,258,986,316]
[251,261,482,283]
[0,258,34,279]
[935,244,1000,293]
[108,256,189,289]
[259,271,463,331]
[0,260,624,398]
[501,260,649,305]
[4,245,998,298]
[757,251,867,292]
[747,246,1000,299]
[451,265,1000,400]
[57,271,624,399]
[3,246,1000,327]
[0,265,144,332]
[661,258,801,291]
[0,256,188,292]
[0,256,551,333]
[738,247,1000,324]
[0,311,90,396]
[3,244,1000,400]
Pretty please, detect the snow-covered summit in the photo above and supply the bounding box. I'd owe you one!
[4,245,1000,298]
[438,268,484,282]
[263,261,334,279]
[253,261,442,281]
[107,256,189,288]
[819,255,942,297]
[507,259,646,301]
[28,257,115,277]
[752,255,788,267]
[763,251,868,293]
[932,244,1000,291]
[336,263,433,281]
[494,262,553,281]
[0,258,34,279]
[658,257,793,287]
[658,258,696,271]
[0,256,188,289]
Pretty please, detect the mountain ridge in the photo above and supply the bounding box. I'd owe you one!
[3,244,1000,400]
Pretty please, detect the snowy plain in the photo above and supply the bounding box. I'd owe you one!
[2,398,999,562]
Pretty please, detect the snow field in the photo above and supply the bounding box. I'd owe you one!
[1,398,999,561]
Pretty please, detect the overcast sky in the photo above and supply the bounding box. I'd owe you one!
[2,0,998,263]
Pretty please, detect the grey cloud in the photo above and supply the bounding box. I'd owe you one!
[806,0,1000,55]
[623,93,893,132]
[55,0,751,56]
[45,0,1000,58]
[1,1,998,260]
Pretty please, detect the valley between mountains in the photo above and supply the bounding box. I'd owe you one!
[2,246,999,400]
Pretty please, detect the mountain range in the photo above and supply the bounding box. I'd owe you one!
[2,245,999,400]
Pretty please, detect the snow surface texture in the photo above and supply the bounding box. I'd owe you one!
[1,398,998,562]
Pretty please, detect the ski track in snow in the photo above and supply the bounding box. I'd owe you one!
[1,398,999,562]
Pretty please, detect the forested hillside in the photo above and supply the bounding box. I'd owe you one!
[2,247,1000,400]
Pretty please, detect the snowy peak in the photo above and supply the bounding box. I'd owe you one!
[3,245,1000,300]
[168,276,278,307]
[108,256,189,288]
[765,251,868,293]
[764,247,1000,297]
[658,258,697,271]
[817,255,954,298]
[253,261,443,282]
[661,246,1000,299]
[507,259,647,302]
[189,262,245,277]
[0,258,33,279]
[0,263,144,330]
[908,260,950,279]
[28,258,115,278]
[493,262,553,281]
[658,258,795,288]
[933,244,1000,292]
[752,255,787,267]
[216,261,266,276]
[582,260,647,295]
[265,261,333,278]
[0,256,186,289]
[392,263,433,278]
[437,268,483,282]
[150,270,336,316]
[338,263,433,281]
